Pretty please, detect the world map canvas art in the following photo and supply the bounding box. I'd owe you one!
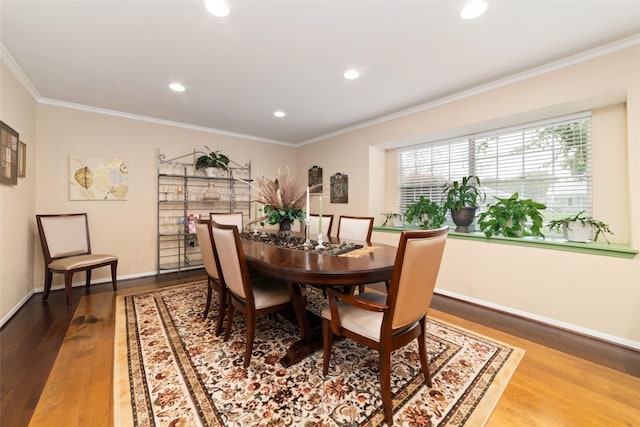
[69,155,128,200]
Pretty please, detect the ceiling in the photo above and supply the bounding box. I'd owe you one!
[1,1,639,146]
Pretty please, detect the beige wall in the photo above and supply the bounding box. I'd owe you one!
[2,46,639,348]
[297,45,640,347]
[0,62,37,323]
[32,105,297,287]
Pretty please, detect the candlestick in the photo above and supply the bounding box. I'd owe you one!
[254,201,258,220]
[306,186,310,222]
[318,195,323,234]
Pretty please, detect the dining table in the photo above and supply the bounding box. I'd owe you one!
[240,232,398,367]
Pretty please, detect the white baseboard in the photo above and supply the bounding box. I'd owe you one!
[31,270,158,294]
[2,271,159,328]
[435,287,640,351]
[0,290,34,328]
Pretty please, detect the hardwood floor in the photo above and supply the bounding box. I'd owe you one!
[1,271,639,426]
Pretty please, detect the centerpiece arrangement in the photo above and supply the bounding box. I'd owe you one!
[254,168,308,235]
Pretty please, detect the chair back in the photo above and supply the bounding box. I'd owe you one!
[195,219,219,280]
[36,213,92,261]
[337,215,374,242]
[210,212,243,230]
[210,221,250,300]
[386,227,448,330]
[308,214,333,237]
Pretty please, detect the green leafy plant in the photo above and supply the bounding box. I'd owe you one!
[478,192,547,238]
[381,212,402,227]
[548,210,612,243]
[442,175,485,210]
[262,205,305,225]
[404,196,446,230]
[195,146,230,171]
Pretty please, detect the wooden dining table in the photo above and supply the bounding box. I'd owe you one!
[240,233,398,367]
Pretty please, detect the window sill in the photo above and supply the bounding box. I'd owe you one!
[373,226,638,259]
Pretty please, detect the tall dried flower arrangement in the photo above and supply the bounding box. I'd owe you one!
[254,168,308,225]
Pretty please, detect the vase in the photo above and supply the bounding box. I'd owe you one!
[202,183,220,200]
[451,207,476,232]
[278,219,293,237]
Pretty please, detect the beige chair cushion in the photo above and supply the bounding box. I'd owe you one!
[195,222,219,280]
[40,215,89,257]
[338,217,372,241]
[48,254,117,270]
[211,226,246,298]
[308,215,332,237]
[251,277,293,309]
[321,291,387,342]
[210,212,243,230]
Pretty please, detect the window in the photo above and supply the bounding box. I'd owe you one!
[397,112,592,235]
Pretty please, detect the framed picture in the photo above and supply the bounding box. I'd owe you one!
[0,121,19,185]
[330,172,348,203]
[308,165,323,193]
[18,141,26,178]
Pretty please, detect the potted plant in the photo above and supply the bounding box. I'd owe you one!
[195,146,230,177]
[478,192,547,238]
[254,168,307,236]
[381,212,403,227]
[442,175,485,232]
[548,211,613,243]
[404,196,446,230]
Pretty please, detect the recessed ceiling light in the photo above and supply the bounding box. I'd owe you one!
[204,0,230,17]
[344,69,360,80]
[169,83,185,92]
[274,111,286,118]
[460,0,487,20]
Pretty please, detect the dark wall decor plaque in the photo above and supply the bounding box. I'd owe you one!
[330,172,348,203]
[308,165,323,193]
[1,121,19,185]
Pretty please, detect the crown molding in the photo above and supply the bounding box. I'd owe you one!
[298,33,640,146]
[1,43,41,101]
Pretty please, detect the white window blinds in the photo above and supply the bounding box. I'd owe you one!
[397,112,592,233]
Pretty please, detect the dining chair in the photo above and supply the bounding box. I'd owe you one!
[322,227,448,426]
[36,213,118,305]
[209,212,244,230]
[210,221,304,368]
[194,219,226,334]
[337,215,375,293]
[307,214,333,237]
[336,215,374,242]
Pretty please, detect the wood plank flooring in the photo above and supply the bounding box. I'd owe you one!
[1,271,639,426]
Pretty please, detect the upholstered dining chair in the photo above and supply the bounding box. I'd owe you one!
[337,215,375,293]
[307,214,333,237]
[322,227,448,426]
[195,219,226,333]
[210,221,304,368]
[36,213,118,305]
[336,215,374,242]
[210,211,244,230]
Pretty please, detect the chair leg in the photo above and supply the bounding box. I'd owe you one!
[215,286,226,336]
[64,272,74,305]
[42,270,53,301]
[380,349,393,426]
[110,261,118,291]
[244,313,255,368]
[322,318,334,376]
[418,318,432,387]
[203,281,213,319]
[224,300,234,342]
[85,269,92,289]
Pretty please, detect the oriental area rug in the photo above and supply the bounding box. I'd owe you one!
[114,281,524,426]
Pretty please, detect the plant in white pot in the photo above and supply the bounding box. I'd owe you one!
[478,192,546,238]
[195,146,230,177]
[442,175,485,232]
[548,211,613,243]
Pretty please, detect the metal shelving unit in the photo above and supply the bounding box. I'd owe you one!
[157,151,252,274]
